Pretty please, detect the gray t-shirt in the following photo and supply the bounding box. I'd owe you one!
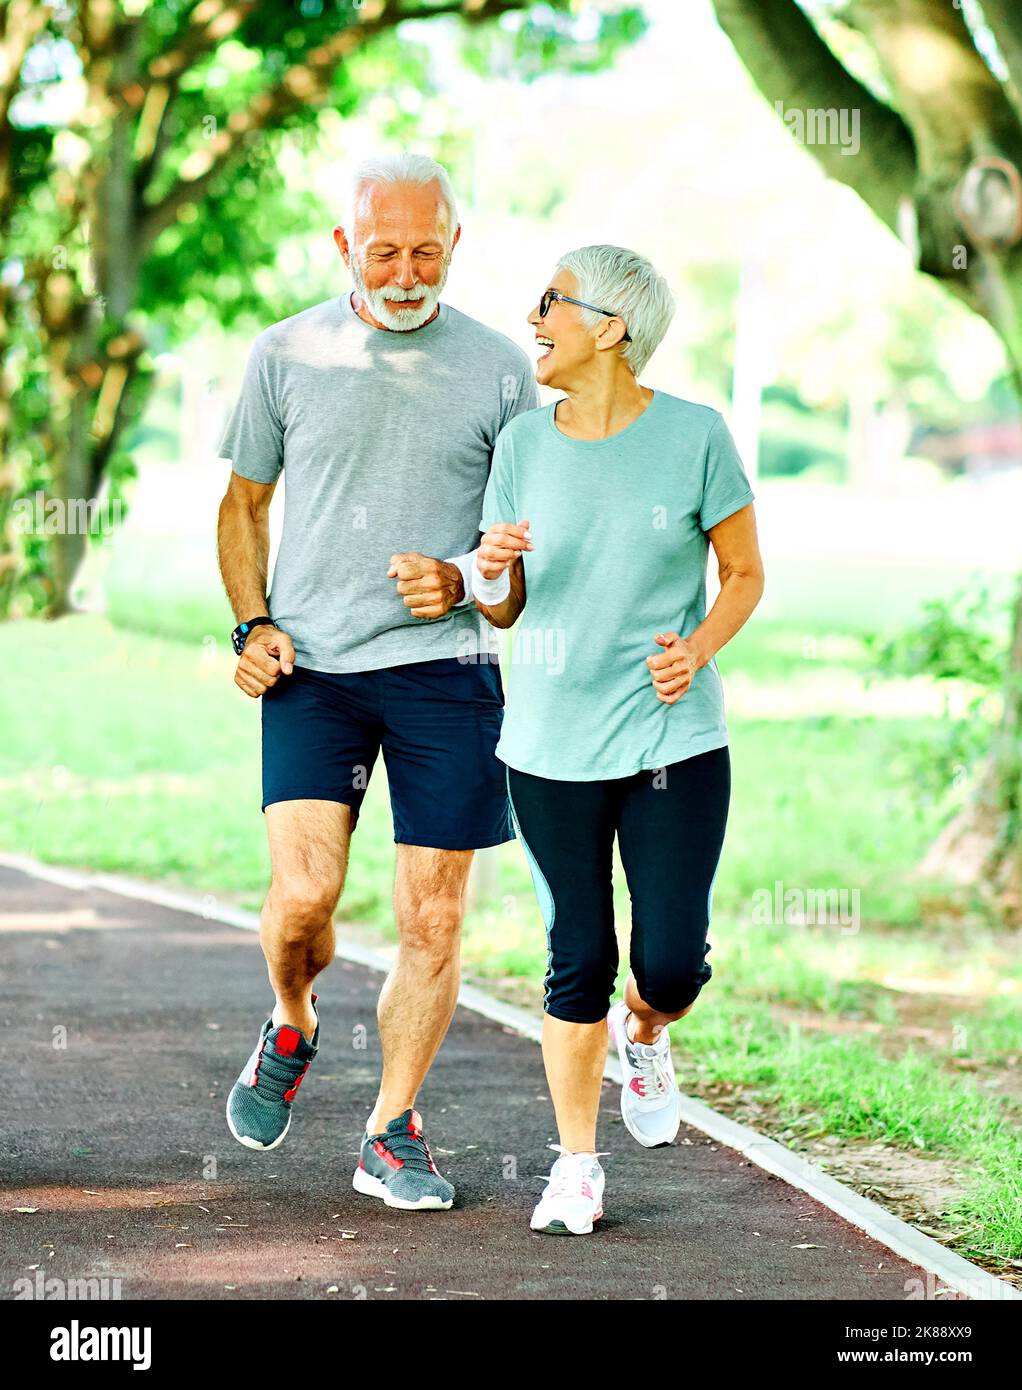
[217,293,539,672]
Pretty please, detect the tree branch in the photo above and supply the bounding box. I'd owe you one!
[846,0,1022,170]
[711,0,918,232]
[980,0,1022,122]
[137,0,533,250]
[147,0,259,83]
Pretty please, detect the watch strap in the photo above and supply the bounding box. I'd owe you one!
[233,615,273,654]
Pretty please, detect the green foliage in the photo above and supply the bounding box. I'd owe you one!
[865,582,1008,690]
[457,3,646,83]
[863,582,1012,802]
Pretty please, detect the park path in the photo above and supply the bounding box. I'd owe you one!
[0,862,954,1301]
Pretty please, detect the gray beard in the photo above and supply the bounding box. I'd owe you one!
[349,253,451,331]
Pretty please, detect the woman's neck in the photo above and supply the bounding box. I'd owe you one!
[555,369,653,440]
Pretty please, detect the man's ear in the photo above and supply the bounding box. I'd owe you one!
[333,225,351,266]
[451,223,462,252]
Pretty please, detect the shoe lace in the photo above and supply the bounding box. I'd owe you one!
[545,1144,609,1199]
[376,1128,436,1173]
[626,1041,674,1100]
[253,1047,306,1103]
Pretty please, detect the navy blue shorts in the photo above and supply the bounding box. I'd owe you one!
[260,655,514,850]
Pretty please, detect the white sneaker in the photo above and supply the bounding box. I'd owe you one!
[530,1146,607,1236]
[608,1000,682,1148]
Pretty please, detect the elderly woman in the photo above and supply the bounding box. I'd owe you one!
[472,245,764,1235]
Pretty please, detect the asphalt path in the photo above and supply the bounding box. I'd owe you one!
[0,864,947,1301]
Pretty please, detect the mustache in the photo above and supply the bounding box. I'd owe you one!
[378,285,432,301]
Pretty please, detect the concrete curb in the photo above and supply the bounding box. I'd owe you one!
[3,851,1019,1303]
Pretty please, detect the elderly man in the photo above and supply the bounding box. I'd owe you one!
[215,153,538,1210]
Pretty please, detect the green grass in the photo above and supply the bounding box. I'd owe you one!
[667,989,1022,1264]
[4,609,1021,1267]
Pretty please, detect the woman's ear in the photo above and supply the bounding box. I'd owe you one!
[595,317,629,352]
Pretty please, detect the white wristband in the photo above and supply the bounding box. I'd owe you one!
[471,562,511,605]
[443,551,479,608]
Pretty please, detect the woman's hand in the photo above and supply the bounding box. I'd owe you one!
[646,630,698,705]
[476,520,532,580]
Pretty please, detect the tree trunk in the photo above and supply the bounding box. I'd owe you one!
[916,576,1022,926]
[27,11,148,618]
[710,0,1022,920]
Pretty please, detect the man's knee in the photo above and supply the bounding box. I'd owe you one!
[397,892,463,964]
[267,874,341,942]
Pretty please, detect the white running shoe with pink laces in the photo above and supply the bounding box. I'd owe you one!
[530,1146,607,1236]
[608,1000,682,1148]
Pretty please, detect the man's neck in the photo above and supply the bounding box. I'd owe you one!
[350,290,440,332]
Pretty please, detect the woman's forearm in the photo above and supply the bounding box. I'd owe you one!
[687,569,764,671]
[475,554,526,630]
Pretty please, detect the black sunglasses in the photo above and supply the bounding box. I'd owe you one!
[539,288,631,343]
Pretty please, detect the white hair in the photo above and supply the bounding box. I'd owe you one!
[555,244,675,376]
[346,152,459,247]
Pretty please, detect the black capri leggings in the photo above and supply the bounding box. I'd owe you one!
[507,746,731,1025]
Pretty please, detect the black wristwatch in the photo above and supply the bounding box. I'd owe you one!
[232,616,274,655]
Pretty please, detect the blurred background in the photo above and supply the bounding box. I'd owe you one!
[2,0,1021,1281]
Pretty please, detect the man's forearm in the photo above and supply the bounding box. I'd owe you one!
[217,493,271,623]
[475,554,525,630]
[443,551,473,607]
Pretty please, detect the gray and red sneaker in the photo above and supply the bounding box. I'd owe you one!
[352,1108,454,1210]
[226,996,320,1151]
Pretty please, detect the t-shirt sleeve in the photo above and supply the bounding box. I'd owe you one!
[698,413,755,532]
[499,356,540,430]
[480,428,516,531]
[217,337,284,483]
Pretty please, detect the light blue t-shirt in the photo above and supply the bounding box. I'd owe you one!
[479,390,755,781]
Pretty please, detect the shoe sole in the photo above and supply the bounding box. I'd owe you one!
[531,1207,603,1236]
[352,1165,453,1211]
[608,1007,682,1149]
[226,1096,291,1152]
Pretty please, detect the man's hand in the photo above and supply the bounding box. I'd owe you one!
[235,625,295,698]
[646,630,698,705]
[388,553,465,619]
[476,521,532,580]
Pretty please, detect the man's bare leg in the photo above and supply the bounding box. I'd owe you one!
[262,799,351,1039]
[365,844,473,1134]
